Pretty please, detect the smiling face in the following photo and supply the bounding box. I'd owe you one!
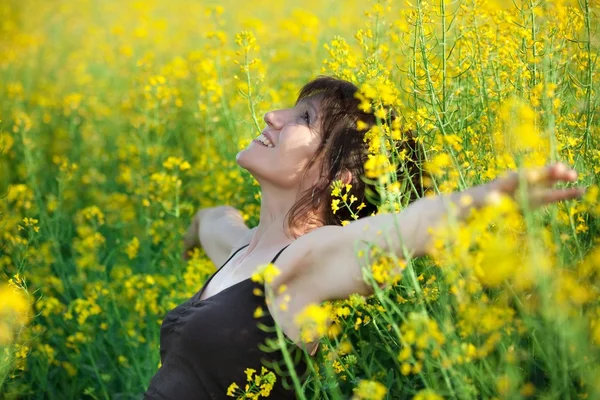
[235,76,427,237]
[236,96,324,191]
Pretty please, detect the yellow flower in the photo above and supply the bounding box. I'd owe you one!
[163,156,190,171]
[0,284,31,345]
[62,361,77,377]
[497,97,544,153]
[370,253,404,286]
[235,31,258,51]
[356,120,370,131]
[244,368,256,381]
[397,346,412,361]
[520,382,536,397]
[228,366,276,398]
[226,382,239,397]
[364,154,395,179]
[332,185,342,198]
[19,217,39,233]
[251,263,281,285]
[331,199,341,214]
[401,362,411,375]
[294,303,333,342]
[496,374,512,396]
[253,306,264,318]
[352,379,387,400]
[474,235,519,287]
[425,153,452,176]
[125,237,140,260]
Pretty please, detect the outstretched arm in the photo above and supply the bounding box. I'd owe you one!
[271,162,586,303]
[347,162,584,260]
[182,206,252,266]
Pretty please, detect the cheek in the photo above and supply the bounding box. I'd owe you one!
[279,133,320,163]
[237,132,322,188]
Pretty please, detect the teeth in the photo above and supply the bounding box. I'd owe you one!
[257,133,274,148]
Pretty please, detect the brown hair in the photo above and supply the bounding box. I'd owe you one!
[285,76,428,237]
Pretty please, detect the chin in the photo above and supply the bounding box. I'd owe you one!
[236,147,266,177]
[237,148,286,188]
[235,147,253,170]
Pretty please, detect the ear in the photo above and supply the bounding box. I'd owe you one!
[337,169,353,186]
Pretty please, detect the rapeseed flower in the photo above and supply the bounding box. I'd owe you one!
[295,303,333,342]
[2,0,598,397]
[352,379,387,400]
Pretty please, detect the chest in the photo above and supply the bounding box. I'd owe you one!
[180,246,319,356]
[159,279,295,372]
[199,255,274,300]
[156,282,306,397]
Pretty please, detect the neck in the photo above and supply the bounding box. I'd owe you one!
[246,184,323,254]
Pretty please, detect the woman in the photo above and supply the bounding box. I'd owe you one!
[143,76,585,399]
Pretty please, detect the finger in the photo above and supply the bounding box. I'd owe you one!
[182,242,198,261]
[547,162,578,184]
[182,218,199,249]
[528,163,562,186]
[182,216,200,261]
[527,163,577,188]
[539,187,586,206]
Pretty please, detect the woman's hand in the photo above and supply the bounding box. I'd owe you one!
[182,209,208,261]
[487,162,586,210]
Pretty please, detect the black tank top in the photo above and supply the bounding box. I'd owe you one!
[143,244,306,399]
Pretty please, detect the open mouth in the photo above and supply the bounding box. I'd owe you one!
[254,133,274,148]
[254,139,271,147]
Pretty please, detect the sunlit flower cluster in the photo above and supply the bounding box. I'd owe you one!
[226,366,277,399]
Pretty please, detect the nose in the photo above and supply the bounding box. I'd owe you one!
[263,110,282,129]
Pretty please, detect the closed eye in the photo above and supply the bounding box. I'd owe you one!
[303,110,310,125]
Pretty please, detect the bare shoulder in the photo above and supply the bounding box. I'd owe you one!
[263,224,374,348]
[270,224,372,305]
[199,206,252,268]
[264,214,414,347]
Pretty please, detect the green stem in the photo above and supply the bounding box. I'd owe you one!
[266,287,307,400]
[84,342,110,400]
[416,0,467,190]
[244,49,262,136]
[581,0,594,153]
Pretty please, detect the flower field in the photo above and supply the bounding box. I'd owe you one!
[1,0,599,398]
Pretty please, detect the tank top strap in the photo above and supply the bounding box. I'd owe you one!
[270,243,292,264]
[196,243,250,300]
[220,243,250,268]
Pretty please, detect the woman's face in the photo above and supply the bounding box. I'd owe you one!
[236,97,323,191]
